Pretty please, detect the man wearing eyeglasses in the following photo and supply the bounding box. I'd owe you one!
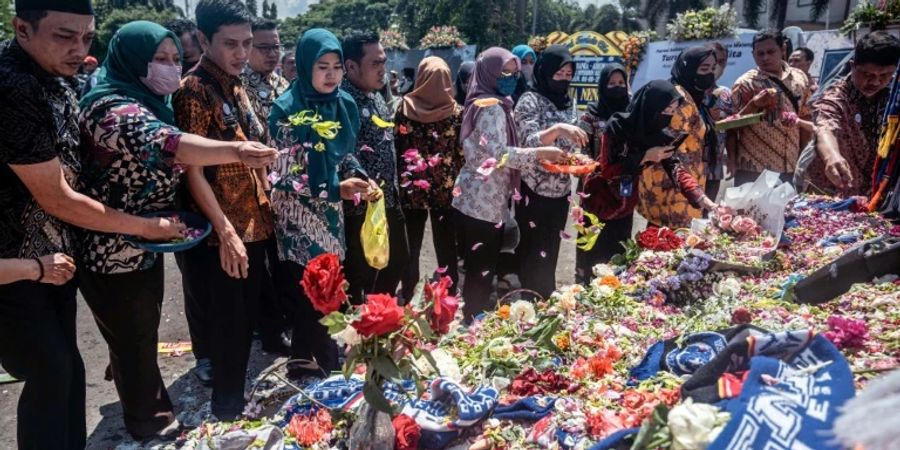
[241,17,289,144]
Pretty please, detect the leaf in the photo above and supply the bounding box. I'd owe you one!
[629,403,671,450]
[371,354,401,381]
[363,381,394,414]
[418,348,440,373]
[518,315,563,352]
[342,345,360,380]
[319,311,348,335]
[414,316,436,341]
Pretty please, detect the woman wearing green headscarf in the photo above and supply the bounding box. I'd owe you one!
[77,21,278,438]
[269,28,380,377]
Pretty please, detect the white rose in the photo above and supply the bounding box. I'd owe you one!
[331,326,362,348]
[559,293,577,311]
[488,337,514,358]
[668,399,731,450]
[509,300,536,323]
[592,264,615,278]
[714,277,741,298]
[591,282,614,298]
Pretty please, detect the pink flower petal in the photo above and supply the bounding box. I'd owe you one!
[577,191,591,199]
[452,186,462,197]
[352,192,361,206]
[495,221,503,229]
[436,266,448,274]
[360,144,374,152]
[471,242,484,251]
[291,180,302,192]
[481,270,490,277]
[540,251,547,258]
[529,221,537,229]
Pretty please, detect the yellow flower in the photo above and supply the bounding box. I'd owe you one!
[287,110,321,126]
[371,114,394,129]
[312,121,341,140]
[314,142,325,152]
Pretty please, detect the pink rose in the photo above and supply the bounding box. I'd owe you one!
[717,213,733,230]
[730,216,758,236]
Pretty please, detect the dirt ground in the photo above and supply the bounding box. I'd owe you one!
[0,216,584,449]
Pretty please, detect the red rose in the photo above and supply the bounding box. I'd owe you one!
[637,227,683,251]
[731,307,753,325]
[352,294,406,337]
[301,253,348,315]
[392,414,420,450]
[426,276,459,335]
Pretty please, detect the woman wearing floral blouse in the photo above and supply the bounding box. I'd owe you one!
[452,47,563,320]
[77,21,278,437]
[513,45,588,299]
[637,46,719,229]
[394,57,465,300]
[268,29,379,376]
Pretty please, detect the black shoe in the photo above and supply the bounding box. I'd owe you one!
[192,358,213,386]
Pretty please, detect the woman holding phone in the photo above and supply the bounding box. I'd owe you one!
[637,46,719,229]
[580,80,716,269]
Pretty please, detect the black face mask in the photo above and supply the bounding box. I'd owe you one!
[547,78,571,95]
[652,113,674,132]
[694,72,716,91]
[605,85,628,101]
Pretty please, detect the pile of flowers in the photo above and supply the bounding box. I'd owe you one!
[419,25,466,49]
[379,27,409,51]
[172,195,899,450]
[620,31,657,74]
[665,5,739,42]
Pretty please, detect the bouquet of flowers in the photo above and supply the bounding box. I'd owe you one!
[842,0,900,35]
[314,266,461,412]
[419,26,466,49]
[380,28,409,51]
[665,5,738,42]
[620,31,657,74]
[528,35,550,53]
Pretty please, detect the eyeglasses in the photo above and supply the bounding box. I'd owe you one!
[253,44,283,54]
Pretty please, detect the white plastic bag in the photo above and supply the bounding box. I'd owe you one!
[720,170,797,244]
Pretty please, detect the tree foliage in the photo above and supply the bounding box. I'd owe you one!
[92,0,181,59]
[246,0,258,17]
[0,0,13,42]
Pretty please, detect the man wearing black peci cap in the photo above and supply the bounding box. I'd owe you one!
[0,0,184,448]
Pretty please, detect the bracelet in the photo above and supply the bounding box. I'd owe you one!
[31,257,44,282]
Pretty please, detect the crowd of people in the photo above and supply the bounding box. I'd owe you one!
[2,0,900,447]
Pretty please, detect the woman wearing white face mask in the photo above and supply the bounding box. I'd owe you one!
[76,21,278,439]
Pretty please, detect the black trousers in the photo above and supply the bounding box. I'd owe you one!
[79,258,175,439]
[456,209,504,320]
[575,214,634,284]
[0,280,85,450]
[257,238,289,349]
[705,179,721,202]
[177,244,210,361]
[185,240,269,419]
[401,207,459,300]
[515,183,569,299]
[277,260,339,375]
[344,207,410,303]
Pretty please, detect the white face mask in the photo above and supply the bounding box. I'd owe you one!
[521,63,535,80]
[140,62,183,95]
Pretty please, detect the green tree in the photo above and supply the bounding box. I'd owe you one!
[266,1,278,19]
[94,5,180,59]
[1,0,14,42]
[246,0,258,17]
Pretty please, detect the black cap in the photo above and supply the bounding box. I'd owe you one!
[15,0,93,15]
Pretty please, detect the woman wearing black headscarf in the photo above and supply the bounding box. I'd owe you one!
[579,80,716,276]
[637,46,719,229]
[574,63,631,283]
[513,44,588,298]
[454,61,475,105]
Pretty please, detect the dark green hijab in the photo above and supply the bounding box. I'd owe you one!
[80,21,182,125]
[270,28,360,202]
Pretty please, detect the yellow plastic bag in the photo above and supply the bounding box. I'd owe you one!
[361,196,390,270]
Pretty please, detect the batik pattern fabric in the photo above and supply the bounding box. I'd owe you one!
[342,80,400,216]
[730,63,812,174]
[77,95,183,274]
[806,76,886,196]
[241,66,289,143]
[514,91,577,199]
[393,106,465,210]
[0,40,81,259]
[637,85,708,228]
[269,121,362,266]
[173,56,273,244]
[706,85,734,181]
[451,104,537,224]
